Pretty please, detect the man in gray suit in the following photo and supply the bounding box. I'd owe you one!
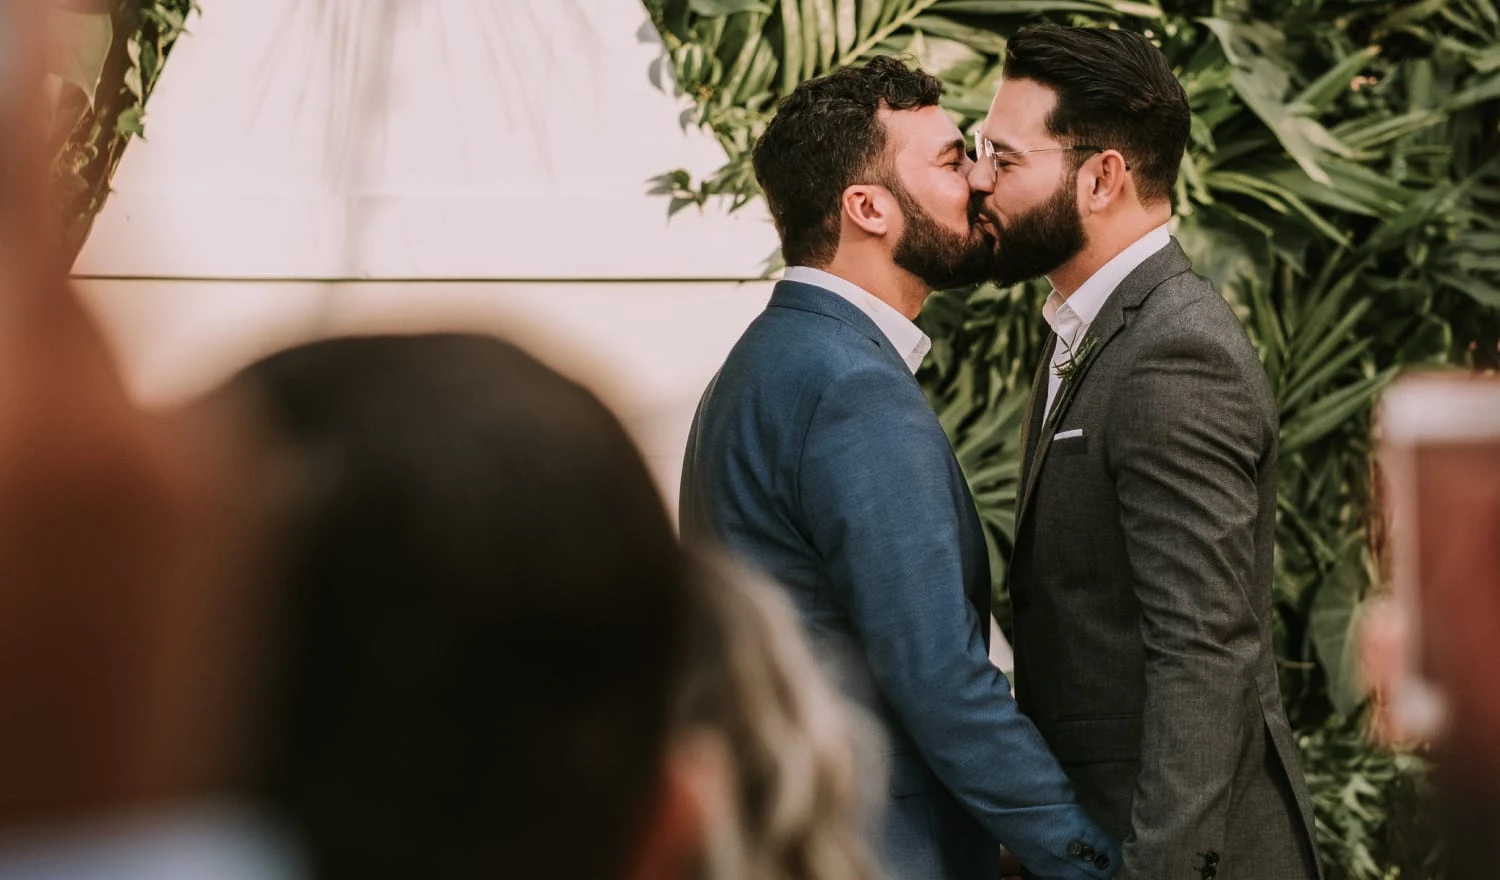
[968,26,1321,880]
[680,57,1118,880]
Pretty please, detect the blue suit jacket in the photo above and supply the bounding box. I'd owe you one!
[680,280,1119,880]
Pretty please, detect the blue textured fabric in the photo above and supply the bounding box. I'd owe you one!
[680,280,1119,880]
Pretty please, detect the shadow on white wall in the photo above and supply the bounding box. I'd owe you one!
[74,0,781,514]
[76,0,776,281]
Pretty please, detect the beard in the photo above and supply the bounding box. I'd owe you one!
[986,172,1087,288]
[887,180,999,291]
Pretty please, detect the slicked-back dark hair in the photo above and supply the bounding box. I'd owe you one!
[1003,25,1189,205]
[752,55,943,267]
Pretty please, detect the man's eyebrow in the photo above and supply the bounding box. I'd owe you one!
[937,138,965,160]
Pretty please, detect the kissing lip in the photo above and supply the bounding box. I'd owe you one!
[972,214,1001,243]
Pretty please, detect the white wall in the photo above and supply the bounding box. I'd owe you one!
[79,278,771,515]
[72,0,1016,665]
[74,0,781,515]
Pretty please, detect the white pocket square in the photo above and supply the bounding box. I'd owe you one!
[1053,428,1084,441]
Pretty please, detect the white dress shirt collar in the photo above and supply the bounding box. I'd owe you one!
[1042,223,1172,346]
[1040,223,1172,421]
[783,266,932,374]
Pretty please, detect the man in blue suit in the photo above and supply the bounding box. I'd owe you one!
[679,57,1118,880]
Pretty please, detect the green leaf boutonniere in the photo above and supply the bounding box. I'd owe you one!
[1053,334,1100,388]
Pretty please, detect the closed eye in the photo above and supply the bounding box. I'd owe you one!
[938,138,967,171]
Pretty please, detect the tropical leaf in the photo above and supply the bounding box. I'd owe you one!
[52,1,199,261]
[1308,537,1375,716]
[46,10,113,109]
[1280,367,1399,454]
[690,0,772,13]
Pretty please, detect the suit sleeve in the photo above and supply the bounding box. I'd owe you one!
[798,364,1118,880]
[1106,325,1272,878]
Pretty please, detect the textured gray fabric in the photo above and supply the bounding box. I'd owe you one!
[1010,240,1321,880]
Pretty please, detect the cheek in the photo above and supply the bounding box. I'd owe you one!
[978,180,1020,222]
[939,175,977,219]
[909,175,975,230]
[990,170,1031,201]
[990,172,1060,216]
[926,165,971,199]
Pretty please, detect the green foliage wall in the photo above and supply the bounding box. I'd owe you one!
[646,0,1499,876]
[47,0,198,261]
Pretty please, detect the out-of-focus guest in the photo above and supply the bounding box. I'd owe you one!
[674,553,887,880]
[1365,374,1500,880]
[0,329,710,880]
[0,2,710,873]
[222,333,700,880]
[0,0,277,865]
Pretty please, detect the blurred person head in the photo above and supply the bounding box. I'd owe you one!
[674,553,887,880]
[221,333,695,880]
[0,8,690,877]
[969,25,1190,289]
[752,55,997,316]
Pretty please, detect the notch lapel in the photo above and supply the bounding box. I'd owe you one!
[1013,240,1194,536]
[1016,331,1056,516]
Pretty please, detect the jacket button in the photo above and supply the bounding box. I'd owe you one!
[1068,841,1084,857]
[1080,845,1096,861]
[1205,853,1220,867]
[1094,853,1111,870]
[1203,869,1217,880]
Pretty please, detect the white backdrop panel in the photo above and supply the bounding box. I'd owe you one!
[74,0,778,280]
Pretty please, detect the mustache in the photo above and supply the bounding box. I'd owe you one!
[968,191,1002,229]
[967,191,987,225]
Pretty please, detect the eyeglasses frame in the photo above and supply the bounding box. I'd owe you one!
[975,138,1130,174]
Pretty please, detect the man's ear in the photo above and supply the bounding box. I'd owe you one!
[841,184,895,237]
[1079,150,1131,215]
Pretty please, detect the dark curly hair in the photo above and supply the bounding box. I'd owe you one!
[752,55,942,268]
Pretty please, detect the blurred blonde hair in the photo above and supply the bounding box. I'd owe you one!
[675,552,887,880]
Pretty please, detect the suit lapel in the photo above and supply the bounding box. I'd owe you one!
[1017,331,1055,511]
[1014,240,1194,535]
[1015,314,1125,528]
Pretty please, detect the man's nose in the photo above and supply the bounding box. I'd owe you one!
[967,159,994,194]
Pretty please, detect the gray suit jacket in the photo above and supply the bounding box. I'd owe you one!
[1009,241,1321,880]
[682,280,1119,880]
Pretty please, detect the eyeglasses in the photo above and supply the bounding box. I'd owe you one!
[975,137,1126,174]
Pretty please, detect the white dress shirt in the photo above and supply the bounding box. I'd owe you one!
[1042,224,1172,421]
[784,266,932,374]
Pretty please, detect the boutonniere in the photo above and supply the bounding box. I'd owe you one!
[1053,334,1100,388]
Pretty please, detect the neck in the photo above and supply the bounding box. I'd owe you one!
[1047,206,1169,299]
[820,247,929,320]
